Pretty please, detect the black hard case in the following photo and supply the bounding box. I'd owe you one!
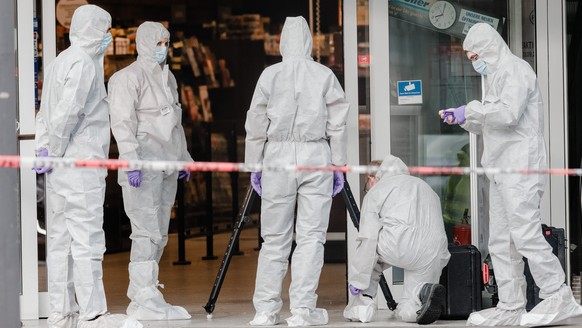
[439,244,483,319]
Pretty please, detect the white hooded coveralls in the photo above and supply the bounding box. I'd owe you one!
[244,16,349,326]
[347,155,450,323]
[108,22,193,320]
[461,23,565,313]
[35,4,111,325]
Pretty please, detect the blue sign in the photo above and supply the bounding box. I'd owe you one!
[397,80,423,105]
[397,80,422,96]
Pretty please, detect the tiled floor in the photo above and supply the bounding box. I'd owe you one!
[21,228,582,327]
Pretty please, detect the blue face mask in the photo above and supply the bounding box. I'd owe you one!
[472,58,488,75]
[155,45,168,64]
[99,32,112,55]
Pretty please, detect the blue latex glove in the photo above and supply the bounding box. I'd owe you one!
[332,171,344,197]
[250,172,262,196]
[127,170,142,188]
[178,170,190,182]
[442,105,466,125]
[32,148,52,174]
[349,284,361,296]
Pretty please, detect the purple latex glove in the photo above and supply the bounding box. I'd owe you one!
[32,148,53,174]
[332,171,344,197]
[178,170,190,182]
[349,284,361,296]
[442,105,466,125]
[127,170,142,188]
[250,172,262,196]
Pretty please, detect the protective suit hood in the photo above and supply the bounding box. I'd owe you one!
[376,155,409,180]
[463,23,511,74]
[69,5,111,58]
[279,16,313,60]
[136,22,170,69]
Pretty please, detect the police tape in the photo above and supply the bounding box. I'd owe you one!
[2,155,582,176]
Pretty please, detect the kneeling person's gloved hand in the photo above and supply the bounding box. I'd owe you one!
[127,170,142,188]
[32,148,53,174]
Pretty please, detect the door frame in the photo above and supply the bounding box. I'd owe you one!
[18,0,56,320]
[18,0,40,320]
[535,0,570,282]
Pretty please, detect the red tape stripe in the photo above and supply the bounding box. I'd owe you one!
[3,155,582,176]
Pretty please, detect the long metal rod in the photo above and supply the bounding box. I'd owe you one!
[204,186,257,315]
[173,179,191,265]
[203,124,217,260]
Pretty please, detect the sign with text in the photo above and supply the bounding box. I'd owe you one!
[459,9,500,30]
[388,0,504,39]
[397,80,423,105]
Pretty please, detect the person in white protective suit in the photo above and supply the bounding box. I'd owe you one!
[33,4,141,328]
[440,23,582,326]
[344,155,450,325]
[244,16,349,326]
[108,21,193,321]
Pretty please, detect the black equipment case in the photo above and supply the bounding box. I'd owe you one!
[439,244,483,319]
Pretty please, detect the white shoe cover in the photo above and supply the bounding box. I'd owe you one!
[127,301,191,321]
[47,313,78,328]
[77,314,142,328]
[285,308,328,326]
[249,312,281,326]
[466,307,525,326]
[343,295,376,323]
[520,285,582,326]
[127,287,191,320]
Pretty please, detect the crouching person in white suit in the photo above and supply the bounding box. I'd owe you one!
[344,155,450,325]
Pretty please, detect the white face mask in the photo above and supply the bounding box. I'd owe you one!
[99,32,112,55]
[472,58,488,75]
[155,45,168,64]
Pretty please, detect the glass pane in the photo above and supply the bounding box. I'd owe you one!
[388,0,509,245]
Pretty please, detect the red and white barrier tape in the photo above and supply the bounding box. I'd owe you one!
[2,155,582,176]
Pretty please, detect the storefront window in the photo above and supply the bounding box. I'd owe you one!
[356,0,537,247]
[386,0,505,243]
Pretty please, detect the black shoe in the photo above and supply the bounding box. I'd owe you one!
[416,283,446,325]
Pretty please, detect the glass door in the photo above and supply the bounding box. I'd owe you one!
[385,0,510,248]
[352,0,536,308]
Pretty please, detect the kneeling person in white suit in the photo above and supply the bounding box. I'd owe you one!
[344,155,450,325]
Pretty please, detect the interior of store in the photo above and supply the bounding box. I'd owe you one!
[34,0,349,312]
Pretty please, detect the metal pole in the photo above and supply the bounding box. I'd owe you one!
[173,179,191,265]
[204,187,257,316]
[203,123,217,260]
[229,122,242,255]
[309,0,314,35]
[0,0,22,324]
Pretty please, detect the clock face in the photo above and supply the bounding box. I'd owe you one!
[429,1,457,30]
